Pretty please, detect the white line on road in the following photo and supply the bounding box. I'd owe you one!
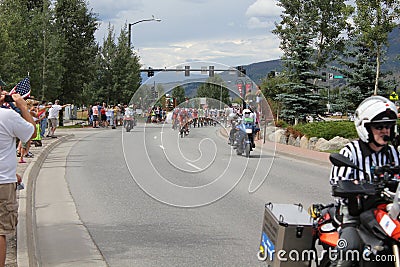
[186,162,202,170]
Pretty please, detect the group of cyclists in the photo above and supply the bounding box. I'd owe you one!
[170,107,227,136]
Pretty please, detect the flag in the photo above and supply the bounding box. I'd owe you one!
[9,77,31,99]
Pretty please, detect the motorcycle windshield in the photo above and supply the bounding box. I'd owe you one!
[389,182,400,220]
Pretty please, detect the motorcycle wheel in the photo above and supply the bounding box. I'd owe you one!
[236,144,243,155]
[245,143,251,158]
[318,254,331,267]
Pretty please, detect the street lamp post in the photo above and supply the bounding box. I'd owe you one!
[128,16,161,48]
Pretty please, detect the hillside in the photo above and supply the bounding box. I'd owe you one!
[245,26,400,82]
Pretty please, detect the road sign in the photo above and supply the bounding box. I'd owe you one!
[390,91,398,101]
[333,75,343,79]
[328,73,334,80]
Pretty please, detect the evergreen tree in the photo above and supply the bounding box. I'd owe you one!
[112,25,141,105]
[54,0,98,104]
[0,0,33,84]
[196,76,231,107]
[94,23,117,104]
[336,35,394,111]
[172,86,186,105]
[273,0,322,123]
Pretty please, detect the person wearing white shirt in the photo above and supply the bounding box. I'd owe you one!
[47,99,70,138]
[0,92,36,266]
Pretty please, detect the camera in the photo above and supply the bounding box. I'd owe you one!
[4,95,13,102]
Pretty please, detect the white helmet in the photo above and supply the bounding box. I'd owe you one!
[354,95,398,143]
[243,108,251,117]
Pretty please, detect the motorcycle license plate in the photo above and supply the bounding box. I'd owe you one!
[245,129,253,134]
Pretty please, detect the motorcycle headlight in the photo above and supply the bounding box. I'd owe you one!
[246,129,253,134]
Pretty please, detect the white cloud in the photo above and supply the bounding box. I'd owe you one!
[89,0,283,67]
[138,34,281,68]
[245,0,283,17]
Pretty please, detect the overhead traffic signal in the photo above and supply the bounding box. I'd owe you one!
[237,66,246,77]
[185,66,190,76]
[209,66,214,77]
[148,67,154,77]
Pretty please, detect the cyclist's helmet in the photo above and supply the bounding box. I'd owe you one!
[354,95,398,143]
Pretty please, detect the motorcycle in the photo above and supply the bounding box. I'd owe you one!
[258,153,400,267]
[234,120,259,157]
[228,116,240,146]
[123,111,136,132]
[310,153,400,266]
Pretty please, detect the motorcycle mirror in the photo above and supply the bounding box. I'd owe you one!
[329,153,362,172]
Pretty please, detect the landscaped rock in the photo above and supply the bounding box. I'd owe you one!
[308,137,319,150]
[264,128,350,152]
[300,136,309,149]
[268,129,286,143]
[315,136,350,151]
[287,134,297,146]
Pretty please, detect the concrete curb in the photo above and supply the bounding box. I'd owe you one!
[17,134,74,267]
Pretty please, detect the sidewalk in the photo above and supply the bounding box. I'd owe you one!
[14,127,107,267]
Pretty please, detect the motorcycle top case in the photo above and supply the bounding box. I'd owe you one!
[258,203,313,267]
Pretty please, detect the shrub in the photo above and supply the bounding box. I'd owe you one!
[292,121,358,140]
[275,120,288,128]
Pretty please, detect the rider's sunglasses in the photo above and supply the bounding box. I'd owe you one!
[371,124,393,130]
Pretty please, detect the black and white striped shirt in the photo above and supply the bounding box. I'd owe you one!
[330,140,400,184]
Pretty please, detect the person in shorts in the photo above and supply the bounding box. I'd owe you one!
[0,92,36,266]
[47,99,70,137]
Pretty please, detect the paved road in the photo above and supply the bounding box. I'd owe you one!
[17,123,333,266]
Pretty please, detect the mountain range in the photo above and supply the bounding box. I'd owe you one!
[244,27,400,83]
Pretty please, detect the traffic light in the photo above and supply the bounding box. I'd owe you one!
[148,67,154,77]
[237,66,246,77]
[321,72,326,82]
[185,66,190,76]
[209,66,214,77]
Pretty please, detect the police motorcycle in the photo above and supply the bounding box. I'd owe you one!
[233,109,259,158]
[123,106,136,132]
[257,153,400,267]
[227,112,241,146]
[310,153,400,266]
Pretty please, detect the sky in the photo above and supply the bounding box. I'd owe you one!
[87,0,284,69]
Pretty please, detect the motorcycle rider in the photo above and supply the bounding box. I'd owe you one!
[330,95,400,266]
[123,105,135,128]
[242,108,258,148]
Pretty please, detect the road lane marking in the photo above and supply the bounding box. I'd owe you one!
[186,162,202,170]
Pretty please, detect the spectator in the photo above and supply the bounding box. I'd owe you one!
[100,102,107,127]
[87,105,93,126]
[0,92,36,266]
[37,100,49,138]
[92,103,99,128]
[17,99,38,163]
[47,99,70,138]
